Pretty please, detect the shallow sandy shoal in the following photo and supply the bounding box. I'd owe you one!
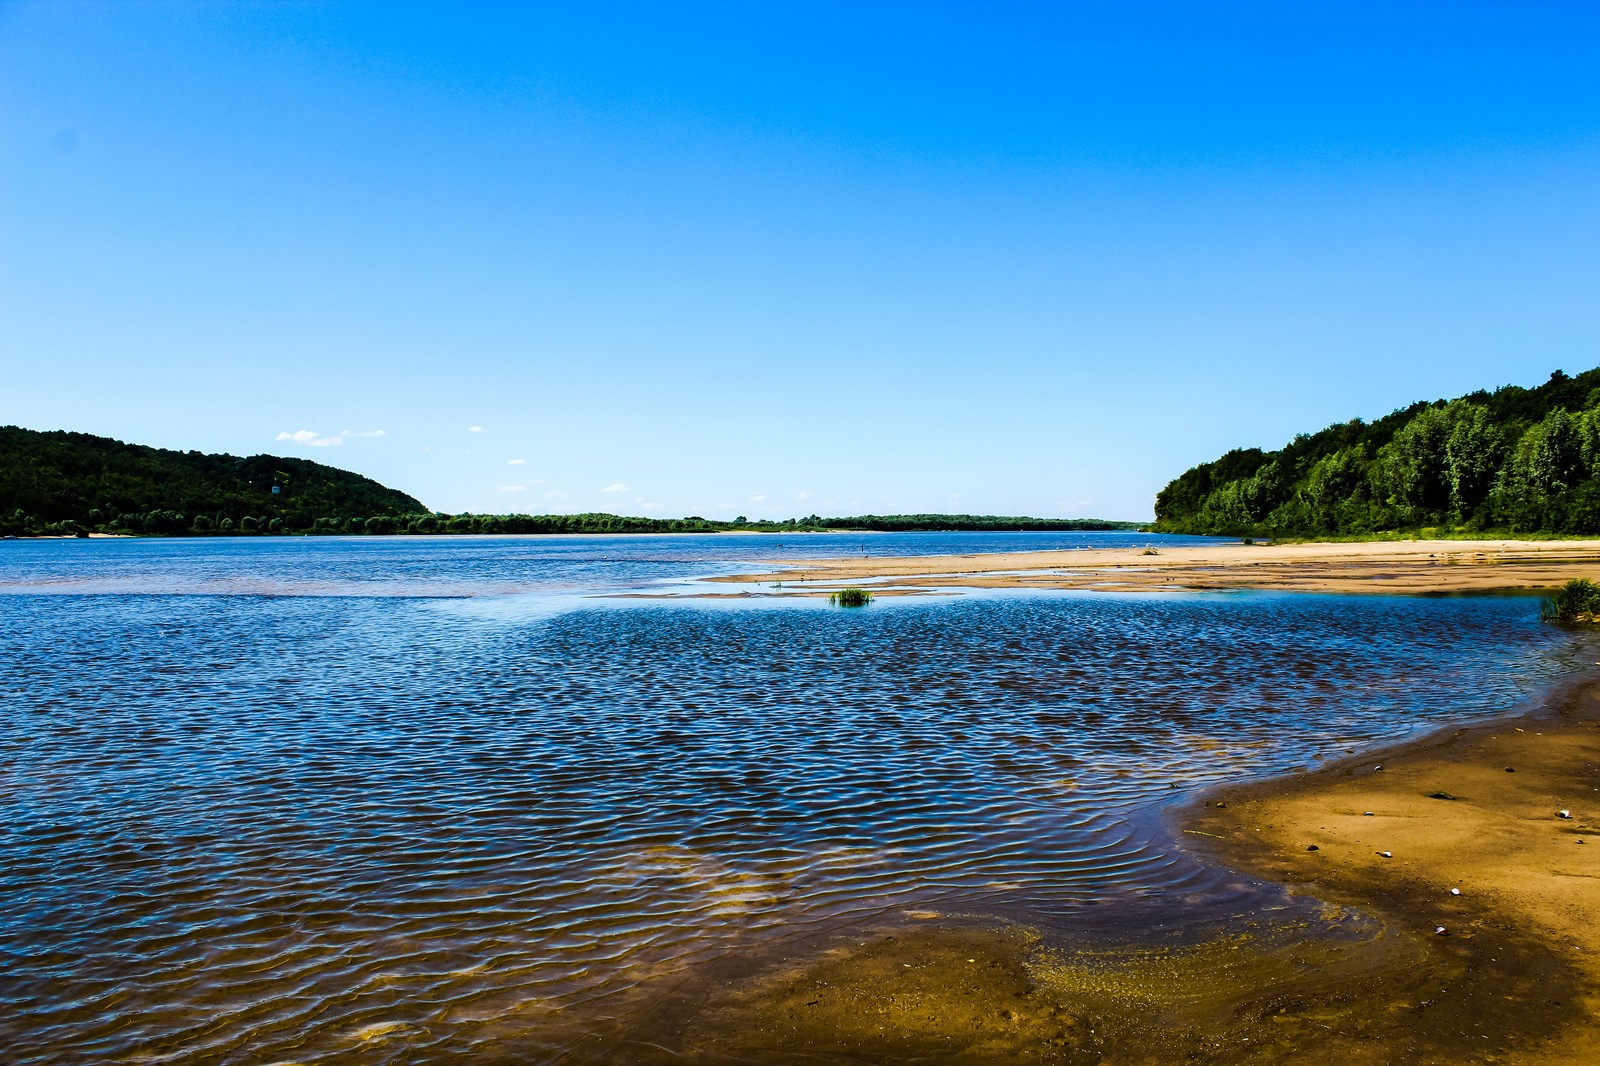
[707,538,1600,596]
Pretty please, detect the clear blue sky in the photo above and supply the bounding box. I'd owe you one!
[3,2,1598,520]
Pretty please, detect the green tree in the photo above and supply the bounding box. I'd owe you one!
[1443,401,1503,518]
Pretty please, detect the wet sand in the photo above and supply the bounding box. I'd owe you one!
[637,677,1600,1063]
[706,538,1600,596]
[1185,676,1600,1063]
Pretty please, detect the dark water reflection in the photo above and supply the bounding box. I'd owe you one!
[0,535,1582,1063]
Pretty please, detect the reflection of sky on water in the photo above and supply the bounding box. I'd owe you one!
[0,534,1587,1064]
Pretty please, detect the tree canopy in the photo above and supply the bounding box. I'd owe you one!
[0,426,427,536]
[1153,368,1600,537]
[1,426,1138,537]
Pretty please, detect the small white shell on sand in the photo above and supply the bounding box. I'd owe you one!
[1379,851,1393,858]
[1450,887,1461,895]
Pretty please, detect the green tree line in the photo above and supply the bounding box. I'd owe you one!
[0,426,427,536]
[2,425,1136,537]
[1154,367,1600,537]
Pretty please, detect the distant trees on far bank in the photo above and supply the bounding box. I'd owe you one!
[1,425,427,537]
[1,425,1138,539]
[1,508,1138,539]
[1154,367,1600,537]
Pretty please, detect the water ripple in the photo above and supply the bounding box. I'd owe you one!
[0,536,1584,1063]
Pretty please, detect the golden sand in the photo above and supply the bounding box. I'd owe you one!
[707,538,1600,596]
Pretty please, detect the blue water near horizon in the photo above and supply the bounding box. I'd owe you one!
[1,532,1588,1063]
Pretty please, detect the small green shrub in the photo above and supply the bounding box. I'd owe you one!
[828,587,872,607]
[1541,578,1600,623]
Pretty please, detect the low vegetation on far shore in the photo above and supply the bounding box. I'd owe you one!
[1,425,1139,538]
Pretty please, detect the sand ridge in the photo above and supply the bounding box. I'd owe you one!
[706,538,1600,596]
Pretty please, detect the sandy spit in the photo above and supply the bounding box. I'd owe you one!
[705,538,1600,596]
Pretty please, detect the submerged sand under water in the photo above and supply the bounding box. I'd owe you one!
[603,681,1600,1065]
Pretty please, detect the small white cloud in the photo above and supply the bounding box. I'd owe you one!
[341,429,386,438]
[713,503,733,511]
[468,425,484,433]
[750,494,768,504]
[276,429,343,447]
[797,490,813,501]
[499,484,527,493]
[600,483,628,493]
[544,489,568,499]
[639,501,662,510]
[507,458,526,465]
[531,478,547,484]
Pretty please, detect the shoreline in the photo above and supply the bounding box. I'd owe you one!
[706,537,1600,597]
[664,660,1600,1063]
[1176,666,1600,1062]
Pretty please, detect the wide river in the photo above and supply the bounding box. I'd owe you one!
[1,532,1587,1063]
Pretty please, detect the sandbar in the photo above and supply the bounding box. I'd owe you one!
[706,538,1600,596]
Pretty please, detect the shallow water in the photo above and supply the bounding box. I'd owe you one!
[0,533,1584,1063]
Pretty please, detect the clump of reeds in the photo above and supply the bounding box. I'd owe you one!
[1541,578,1600,623]
[828,587,872,607]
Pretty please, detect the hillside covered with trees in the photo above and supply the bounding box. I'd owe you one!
[0,426,428,536]
[1,426,1136,537]
[1154,368,1600,537]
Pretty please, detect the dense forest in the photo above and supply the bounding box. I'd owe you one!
[1154,367,1600,537]
[0,425,1134,537]
[1,426,429,536]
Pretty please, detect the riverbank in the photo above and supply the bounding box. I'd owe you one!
[707,537,1600,596]
[1182,672,1600,1063]
[665,672,1600,1063]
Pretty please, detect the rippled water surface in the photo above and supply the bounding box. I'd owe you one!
[0,534,1585,1063]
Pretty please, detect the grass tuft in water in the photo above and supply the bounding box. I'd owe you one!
[1540,578,1600,623]
[828,587,872,607]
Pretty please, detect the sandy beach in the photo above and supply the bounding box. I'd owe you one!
[706,538,1600,596]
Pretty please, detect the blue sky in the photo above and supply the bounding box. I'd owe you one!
[3,1,1598,519]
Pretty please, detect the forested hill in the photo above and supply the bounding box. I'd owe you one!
[1,426,428,536]
[1154,367,1600,537]
[2,425,1139,537]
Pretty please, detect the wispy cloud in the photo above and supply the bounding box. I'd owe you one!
[797,490,813,501]
[499,484,527,493]
[276,429,342,447]
[544,490,568,499]
[341,429,386,438]
[507,458,526,465]
[750,494,768,504]
[468,425,484,433]
[600,483,628,493]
